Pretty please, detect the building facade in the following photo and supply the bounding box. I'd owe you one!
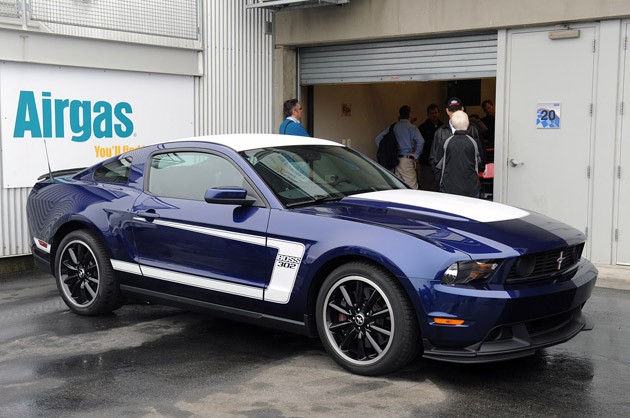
[0,0,273,259]
[269,0,630,266]
[1,0,629,269]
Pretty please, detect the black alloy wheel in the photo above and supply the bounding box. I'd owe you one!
[324,276,393,364]
[59,239,99,306]
[55,230,123,315]
[316,262,420,375]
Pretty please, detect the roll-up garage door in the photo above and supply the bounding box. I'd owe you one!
[299,33,497,85]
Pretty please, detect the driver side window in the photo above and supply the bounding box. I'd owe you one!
[147,151,249,201]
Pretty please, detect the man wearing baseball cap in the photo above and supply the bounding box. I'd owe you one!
[429,97,484,191]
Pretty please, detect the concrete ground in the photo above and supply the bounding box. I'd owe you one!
[0,263,628,417]
[593,264,630,290]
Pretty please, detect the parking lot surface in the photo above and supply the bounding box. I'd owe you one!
[1,272,629,417]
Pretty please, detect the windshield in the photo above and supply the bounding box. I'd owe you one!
[241,145,407,207]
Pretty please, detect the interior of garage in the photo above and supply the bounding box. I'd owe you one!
[296,32,499,159]
[303,78,496,159]
[300,78,496,193]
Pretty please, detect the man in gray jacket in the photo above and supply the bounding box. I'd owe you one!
[434,111,484,197]
[429,97,484,191]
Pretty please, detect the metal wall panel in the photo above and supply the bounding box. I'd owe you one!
[0,0,274,258]
[0,0,201,49]
[30,0,199,40]
[300,33,498,84]
[0,184,30,257]
[196,0,273,135]
[0,85,34,256]
[0,0,19,19]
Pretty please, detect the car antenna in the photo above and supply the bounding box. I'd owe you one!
[43,138,55,183]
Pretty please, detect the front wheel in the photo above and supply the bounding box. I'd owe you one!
[54,230,123,315]
[316,262,420,375]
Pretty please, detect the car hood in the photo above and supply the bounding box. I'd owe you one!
[293,190,585,259]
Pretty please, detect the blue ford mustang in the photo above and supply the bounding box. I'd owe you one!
[27,134,597,375]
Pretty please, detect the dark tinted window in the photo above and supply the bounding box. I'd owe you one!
[93,157,132,184]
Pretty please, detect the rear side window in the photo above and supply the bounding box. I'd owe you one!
[147,151,249,201]
[93,157,132,184]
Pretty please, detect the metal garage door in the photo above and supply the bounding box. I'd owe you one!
[299,33,497,85]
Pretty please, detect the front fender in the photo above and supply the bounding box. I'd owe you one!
[264,209,470,323]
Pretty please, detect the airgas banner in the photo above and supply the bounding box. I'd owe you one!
[0,62,194,188]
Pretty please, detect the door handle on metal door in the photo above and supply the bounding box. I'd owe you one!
[508,158,525,167]
[132,210,160,221]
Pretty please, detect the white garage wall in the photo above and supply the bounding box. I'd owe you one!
[497,21,626,264]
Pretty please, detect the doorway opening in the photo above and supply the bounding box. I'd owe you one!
[301,78,496,196]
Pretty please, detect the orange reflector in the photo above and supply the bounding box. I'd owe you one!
[434,317,464,325]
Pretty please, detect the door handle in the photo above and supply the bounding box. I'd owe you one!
[508,158,525,167]
[133,209,160,221]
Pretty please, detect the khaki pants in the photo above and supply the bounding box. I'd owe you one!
[395,157,418,189]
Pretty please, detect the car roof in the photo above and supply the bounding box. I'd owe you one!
[168,134,343,152]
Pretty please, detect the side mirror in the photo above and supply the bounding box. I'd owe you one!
[204,187,256,206]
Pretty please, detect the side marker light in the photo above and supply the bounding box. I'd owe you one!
[434,317,465,326]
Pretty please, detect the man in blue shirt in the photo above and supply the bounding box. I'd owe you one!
[375,105,424,189]
[279,99,309,137]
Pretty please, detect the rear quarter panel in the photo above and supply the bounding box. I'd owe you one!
[27,181,142,264]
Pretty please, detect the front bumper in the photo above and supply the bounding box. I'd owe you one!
[419,259,598,363]
[422,307,593,363]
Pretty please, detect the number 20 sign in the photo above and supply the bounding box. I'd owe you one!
[536,102,561,129]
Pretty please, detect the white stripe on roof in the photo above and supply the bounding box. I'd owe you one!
[167,134,343,152]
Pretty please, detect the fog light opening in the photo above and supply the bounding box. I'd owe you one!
[486,326,514,342]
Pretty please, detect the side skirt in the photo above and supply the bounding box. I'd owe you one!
[32,246,53,275]
[120,285,313,337]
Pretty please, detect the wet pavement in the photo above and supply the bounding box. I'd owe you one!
[1,272,629,417]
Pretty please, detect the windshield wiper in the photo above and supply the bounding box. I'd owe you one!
[285,195,343,208]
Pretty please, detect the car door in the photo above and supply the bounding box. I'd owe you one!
[130,149,274,306]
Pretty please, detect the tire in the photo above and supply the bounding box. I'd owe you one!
[315,261,420,375]
[54,230,123,315]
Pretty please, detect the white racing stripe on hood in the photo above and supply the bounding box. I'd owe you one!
[350,190,529,223]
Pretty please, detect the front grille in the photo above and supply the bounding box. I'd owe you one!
[506,243,584,284]
[482,307,581,345]
[525,308,577,336]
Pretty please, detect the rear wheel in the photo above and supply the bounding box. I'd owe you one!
[316,261,420,375]
[55,230,123,315]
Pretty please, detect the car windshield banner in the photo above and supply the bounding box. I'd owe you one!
[0,62,194,188]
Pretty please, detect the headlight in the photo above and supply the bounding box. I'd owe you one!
[441,260,499,285]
